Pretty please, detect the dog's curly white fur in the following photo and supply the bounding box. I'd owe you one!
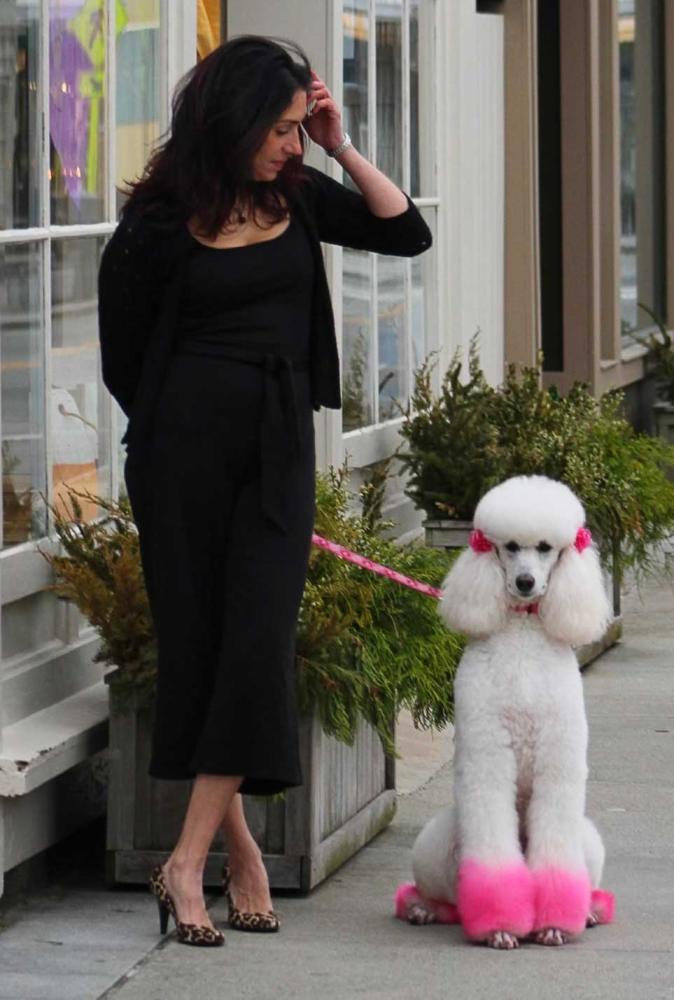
[396,475,616,949]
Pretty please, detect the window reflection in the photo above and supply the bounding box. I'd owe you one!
[115,0,161,213]
[378,255,407,422]
[51,237,110,520]
[343,249,374,431]
[49,0,107,224]
[411,208,436,374]
[376,0,403,188]
[618,0,666,335]
[0,242,46,547]
[0,1,41,229]
[343,0,369,190]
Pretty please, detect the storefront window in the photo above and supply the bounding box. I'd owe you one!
[343,0,369,188]
[618,0,666,337]
[116,0,161,211]
[51,236,110,519]
[376,0,402,189]
[411,207,436,373]
[378,255,407,421]
[342,0,437,433]
[0,242,46,547]
[49,0,108,225]
[0,0,41,229]
[343,249,374,431]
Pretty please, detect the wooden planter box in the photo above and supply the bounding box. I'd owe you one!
[105,687,395,892]
[423,519,623,667]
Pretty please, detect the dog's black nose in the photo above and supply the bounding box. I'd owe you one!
[516,574,535,594]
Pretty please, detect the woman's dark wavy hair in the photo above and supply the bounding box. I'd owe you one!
[122,36,312,236]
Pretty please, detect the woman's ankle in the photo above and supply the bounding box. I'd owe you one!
[227,843,266,874]
[164,853,207,878]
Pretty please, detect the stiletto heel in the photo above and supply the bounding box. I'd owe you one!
[149,865,225,947]
[221,864,280,933]
[157,897,170,934]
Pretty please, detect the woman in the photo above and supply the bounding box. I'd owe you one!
[98,35,431,948]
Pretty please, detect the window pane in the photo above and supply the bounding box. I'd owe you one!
[343,249,374,431]
[49,0,107,224]
[51,236,110,519]
[343,0,369,183]
[411,206,436,373]
[375,0,402,188]
[0,1,41,229]
[1,242,46,546]
[618,0,666,336]
[410,0,435,198]
[378,255,407,422]
[116,0,161,213]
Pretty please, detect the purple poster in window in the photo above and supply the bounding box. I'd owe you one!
[49,0,118,208]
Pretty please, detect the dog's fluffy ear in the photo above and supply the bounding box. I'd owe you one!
[439,549,507,638]
[540,545,612,646]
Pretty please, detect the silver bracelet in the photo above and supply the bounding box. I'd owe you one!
[326,132,352,158]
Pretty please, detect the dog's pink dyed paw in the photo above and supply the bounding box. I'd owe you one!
[534,927,570,946]
[486,930,520,950]
[395,882,421,921]
[531,868,592,936]
[457,860,535,940]
[394,882,459,926]
[588,889,615,925]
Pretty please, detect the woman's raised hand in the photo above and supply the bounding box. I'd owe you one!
[304,70,346,153]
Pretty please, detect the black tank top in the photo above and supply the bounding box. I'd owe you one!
[176,215,314,364]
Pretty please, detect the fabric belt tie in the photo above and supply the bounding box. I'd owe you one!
[261,353,305,532]
[175,344,308,532]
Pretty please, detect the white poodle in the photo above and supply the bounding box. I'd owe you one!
[395,475,616,949]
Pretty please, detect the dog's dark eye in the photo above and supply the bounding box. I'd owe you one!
[537,541,552,553]
[505,541,520,553]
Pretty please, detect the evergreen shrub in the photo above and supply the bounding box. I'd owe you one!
[399,344,674,583]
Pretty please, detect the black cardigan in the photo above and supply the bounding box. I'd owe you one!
[98,165,432,447]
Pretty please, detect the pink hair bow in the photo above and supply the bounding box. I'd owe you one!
[574,527,592,552]
[469,529,494,553]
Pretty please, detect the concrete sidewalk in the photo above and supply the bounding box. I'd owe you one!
[1,573,673,1000]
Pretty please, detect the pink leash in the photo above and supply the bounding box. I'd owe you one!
[311,533,443,600]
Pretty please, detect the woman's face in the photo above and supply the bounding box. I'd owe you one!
[251,88,307,181]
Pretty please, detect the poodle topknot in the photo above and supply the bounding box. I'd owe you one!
[474,475,585,550]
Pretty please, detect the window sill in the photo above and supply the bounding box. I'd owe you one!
[342,417,405,467]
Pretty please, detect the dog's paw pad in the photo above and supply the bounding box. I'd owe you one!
[407,902,437,925]
[586,911,599,928]
[535,927,569,946]
[486,931,519,950]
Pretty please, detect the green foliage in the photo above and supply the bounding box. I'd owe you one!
[298,467,462,751]
[398,342,499,520]
[42,493,157,707]
[400,350,674,581]
[44,479,463,753]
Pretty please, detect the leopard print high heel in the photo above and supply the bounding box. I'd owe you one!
[221,864,280,933]
[149,865,225,947]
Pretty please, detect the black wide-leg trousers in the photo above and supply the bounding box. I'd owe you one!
[124,354,315,795]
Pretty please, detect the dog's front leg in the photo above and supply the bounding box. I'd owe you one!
[526,704,591,944]
[454,722,535,948]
